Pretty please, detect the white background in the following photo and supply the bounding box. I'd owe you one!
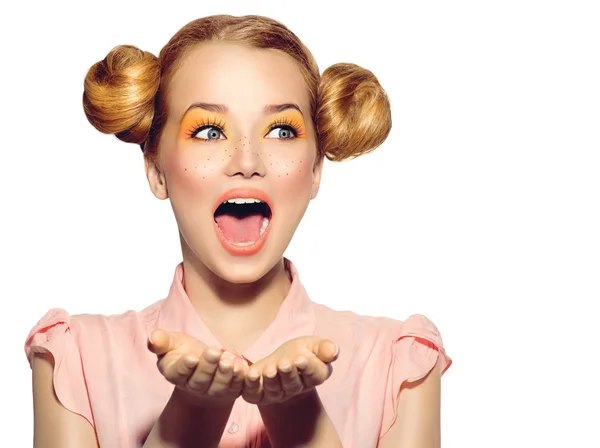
[1,0,599,446]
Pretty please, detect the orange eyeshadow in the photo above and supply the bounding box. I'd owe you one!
[179,110,228,139]
[262,110,306,139]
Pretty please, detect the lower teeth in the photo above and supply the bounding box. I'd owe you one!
[259,217,269,236]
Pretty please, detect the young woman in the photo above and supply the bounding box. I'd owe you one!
[26,14,451,448]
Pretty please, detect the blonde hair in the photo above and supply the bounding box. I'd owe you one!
[83,15,391,162]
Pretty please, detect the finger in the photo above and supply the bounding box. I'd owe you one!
[294,353,332,389]
[277,358,303,396]
[161,353,200,385]
[148,329,177,356]
[229,360,246,392]
[311,339,339,363]
[242,366,263,404]
[262,364,284,402]
[187,346,221,393]
[206,356,235,396]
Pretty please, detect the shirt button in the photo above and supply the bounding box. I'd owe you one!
[226,421,239,435]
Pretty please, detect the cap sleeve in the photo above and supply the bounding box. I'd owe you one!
[24,308,94,427]
[380,314,452,439]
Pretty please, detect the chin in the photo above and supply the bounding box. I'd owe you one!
[209,254,283,285]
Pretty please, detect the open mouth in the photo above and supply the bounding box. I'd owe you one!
[214,198,272,247]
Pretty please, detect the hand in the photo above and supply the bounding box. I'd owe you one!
[148,329,247,407]
[242,336,339,406]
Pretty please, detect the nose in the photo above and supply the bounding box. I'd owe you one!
[224,136,266,179]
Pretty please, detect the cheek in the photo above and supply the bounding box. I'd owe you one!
[162,143,226,195]
[266,147,315,194]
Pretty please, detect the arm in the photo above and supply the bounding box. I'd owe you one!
[32,352,99,448]
[258,390,342,448]
[33,347,234,448]
[378,357,443,448]
[143,388,233,448]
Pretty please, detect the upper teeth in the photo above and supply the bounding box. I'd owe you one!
[224,198,263,204]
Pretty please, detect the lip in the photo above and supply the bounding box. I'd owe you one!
[213,187,274,256]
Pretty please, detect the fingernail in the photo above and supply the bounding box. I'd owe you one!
[184,355,199,367]
[206,348,220,362]
[219,361,232,372]
[295,356,308,368]
[333,343,340,357]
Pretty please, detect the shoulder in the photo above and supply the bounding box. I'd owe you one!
[25,301,166,435]
[24,300,163,363]
[313,304,451,392]
[314,303,449,357]
[24,301,166,399]
[311,305,451,442]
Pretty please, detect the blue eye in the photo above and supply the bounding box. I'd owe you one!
[265,126,297,139]
[193,126,226,140]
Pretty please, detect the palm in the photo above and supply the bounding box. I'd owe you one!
[242,336,339,405]
[149,329,248,407]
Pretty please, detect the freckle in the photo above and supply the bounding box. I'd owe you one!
[194,165,197,169]
[286,173,289,176]
[291,161,294,163]
[278,175,281,177]
[184,168,187,171]
[270,163,272,165]
[202,176,205,179]
[204,165,206,168]
[229,155,232,158]
[221,159,224,161]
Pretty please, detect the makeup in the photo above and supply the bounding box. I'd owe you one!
[179,109,228,141]
[262,110,306,140]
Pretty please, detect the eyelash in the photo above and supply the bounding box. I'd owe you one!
[186,117,227,141]
[186,117,304,141]
[266,117,304,139]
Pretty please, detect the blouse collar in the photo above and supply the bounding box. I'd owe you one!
[156,259,316,362]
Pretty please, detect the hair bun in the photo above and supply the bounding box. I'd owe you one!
[83,45,160,145]
[316,63,392,161]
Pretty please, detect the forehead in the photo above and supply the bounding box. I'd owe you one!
[167,42,310,117]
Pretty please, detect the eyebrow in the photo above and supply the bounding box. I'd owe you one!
[263,103,303,116]
[182,102,304,121]
[184,103,228,115]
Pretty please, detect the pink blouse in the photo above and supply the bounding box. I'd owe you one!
[24,261,451,447]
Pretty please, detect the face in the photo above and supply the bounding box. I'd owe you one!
[146,42,323,284]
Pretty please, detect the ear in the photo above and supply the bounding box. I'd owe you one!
[145,155,168,200]
[310,155,324,200]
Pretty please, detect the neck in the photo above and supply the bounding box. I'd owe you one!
[180,250,291,351]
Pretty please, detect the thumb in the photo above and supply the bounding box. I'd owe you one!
[148,329,180,356]
[312,338,339,363]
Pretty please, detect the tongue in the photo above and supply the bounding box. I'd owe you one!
[215,214,263,243]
